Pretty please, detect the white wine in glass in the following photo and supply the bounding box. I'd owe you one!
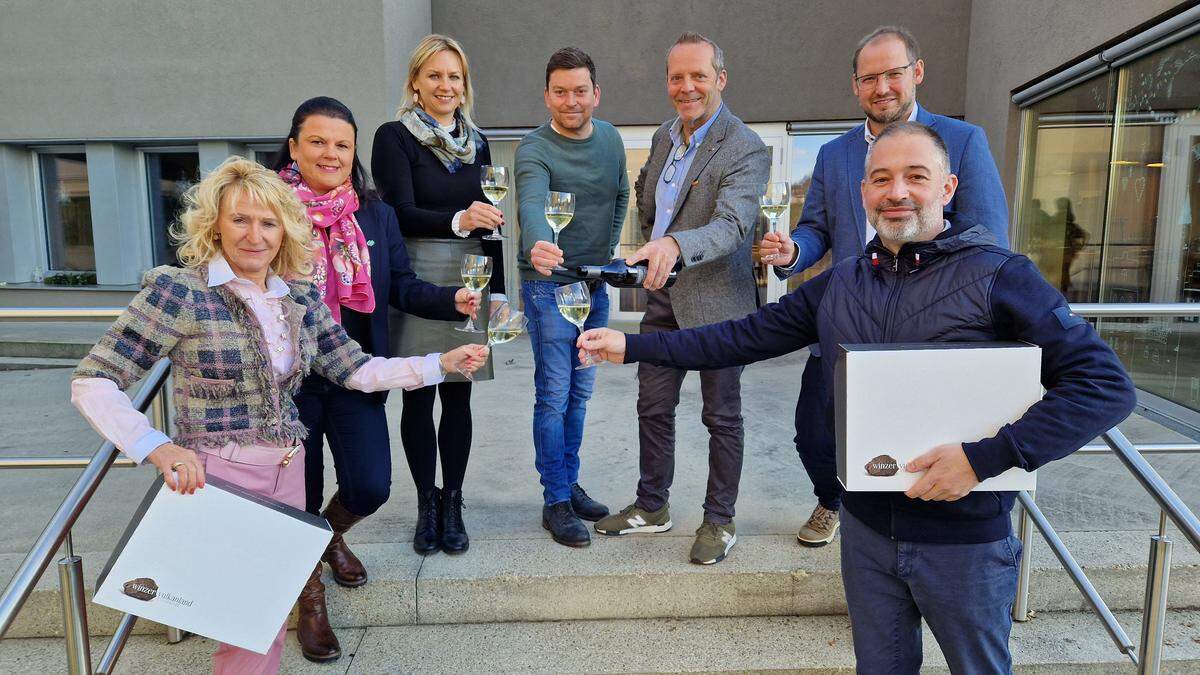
[544,191,575,247]
[459,302,528,381]
[480,165,508,241]
[456,254,491,333]
[760,181,790,263]
[555,281,599,370]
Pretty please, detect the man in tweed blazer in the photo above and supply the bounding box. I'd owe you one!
[594,32,770,565]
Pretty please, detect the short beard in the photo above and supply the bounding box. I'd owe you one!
[871,200,943,245]
[866,99,914,128]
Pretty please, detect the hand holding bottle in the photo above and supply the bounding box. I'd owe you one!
[626,236,680,290]
[576,328,627,365]
[530,240,565,276]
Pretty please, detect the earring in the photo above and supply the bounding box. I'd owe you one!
[413,90,419,103]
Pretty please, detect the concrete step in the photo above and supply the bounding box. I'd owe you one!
[0,341,93,360]
[0,357,80,371]
[3,529,1197,639]
[1,610,1198,673]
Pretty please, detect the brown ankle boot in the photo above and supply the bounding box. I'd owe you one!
[297,564,341,662]
[321,492,367,587]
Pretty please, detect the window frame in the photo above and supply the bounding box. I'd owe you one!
[31,145,93,275]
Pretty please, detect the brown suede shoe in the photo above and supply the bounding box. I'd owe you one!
[321,492,367,587]
[296,564,341,662]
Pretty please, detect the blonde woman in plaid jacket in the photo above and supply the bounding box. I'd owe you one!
[70,157,487,675]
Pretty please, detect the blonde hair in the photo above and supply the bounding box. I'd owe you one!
[396,34,477,128]
[172,157,314,279]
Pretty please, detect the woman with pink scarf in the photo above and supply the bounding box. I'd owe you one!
[272,97,480,663]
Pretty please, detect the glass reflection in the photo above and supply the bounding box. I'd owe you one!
[40,153,94,272]
[146,151,200,266]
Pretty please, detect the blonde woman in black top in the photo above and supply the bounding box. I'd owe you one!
[372,33,504,556]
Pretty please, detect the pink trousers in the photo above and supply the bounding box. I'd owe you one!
[198,444,306,675]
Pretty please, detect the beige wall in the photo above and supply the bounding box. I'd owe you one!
[434,0,972,127]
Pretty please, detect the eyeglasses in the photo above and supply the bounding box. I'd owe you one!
[661,141,690,184]
[853,61,915,88]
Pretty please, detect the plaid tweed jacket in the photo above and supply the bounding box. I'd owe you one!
[73,265,371,449]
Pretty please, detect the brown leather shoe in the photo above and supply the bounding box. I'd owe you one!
[321,492,367,587]
[297,564,341,662]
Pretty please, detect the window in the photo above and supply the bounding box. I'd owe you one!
[785,132,844,292]
[1015,31,1200,412]
[145,150,200,266]
[39,152,94,272]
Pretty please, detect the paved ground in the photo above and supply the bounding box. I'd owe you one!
[0,323,1196,562]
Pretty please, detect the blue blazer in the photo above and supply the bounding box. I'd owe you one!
[781,105,1010,276]
[351,198,461,359]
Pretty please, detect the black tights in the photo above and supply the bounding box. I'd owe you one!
[400,381,472,492]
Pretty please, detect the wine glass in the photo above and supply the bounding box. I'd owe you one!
[455,254,491,333]
[480,165,508,241]
[457,302,528,382]
[555,281,599,370]
[545,191,574,273]
[759,181,790,263]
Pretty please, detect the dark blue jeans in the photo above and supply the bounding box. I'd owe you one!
[795,353,842,510]
[840,507,1021,674]
[522,280,609,505]
[295,374,392,517]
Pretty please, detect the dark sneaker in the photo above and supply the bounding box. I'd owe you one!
[570,483,610,521]
[594,503,672,536]
[796,504,840,547]
[690,521,736,565]
[542,502,591,548]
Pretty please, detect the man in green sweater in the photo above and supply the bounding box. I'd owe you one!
[516,47,629,548]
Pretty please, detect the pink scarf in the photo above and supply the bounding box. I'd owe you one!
[279,163,375,323]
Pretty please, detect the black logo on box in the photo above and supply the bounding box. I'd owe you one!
[122,578,158,601]
[865,454,901,477]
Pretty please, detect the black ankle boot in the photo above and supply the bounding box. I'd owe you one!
[413,487,441,555]
[440,489,469,554]
[542,502,591,548]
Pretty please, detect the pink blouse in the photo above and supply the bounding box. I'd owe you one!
[71,256,444,464]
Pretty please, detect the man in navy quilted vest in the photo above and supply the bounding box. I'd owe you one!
[578,122,1136,673]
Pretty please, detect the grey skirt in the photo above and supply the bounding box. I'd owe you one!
[389,237,494,383]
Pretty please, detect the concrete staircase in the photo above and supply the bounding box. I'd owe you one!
[1,528,1198,672]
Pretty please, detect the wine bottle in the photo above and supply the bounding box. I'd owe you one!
[574,259,679,288]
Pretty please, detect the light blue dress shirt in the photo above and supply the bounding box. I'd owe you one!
[650,104,724,241]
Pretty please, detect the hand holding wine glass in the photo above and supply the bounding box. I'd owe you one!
[576,328,627,365]
[530,240,565,277]
[555,281,599,369]
[455,254,492,333]
[440,344,490,376]
[759,181,790,263]
[544,191,574,272]
[458,302,528,382]
[480,165,509,241]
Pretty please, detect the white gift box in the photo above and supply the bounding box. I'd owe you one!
[835,342,1042,492]
[94,476,332,654]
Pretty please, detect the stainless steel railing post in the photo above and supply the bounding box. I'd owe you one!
[1138,511,1173,675]
[57,531,92,675]
[95,613,138,675]
[1013,495,1035,622]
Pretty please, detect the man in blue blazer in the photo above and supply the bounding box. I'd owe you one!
[757,26,1009,547]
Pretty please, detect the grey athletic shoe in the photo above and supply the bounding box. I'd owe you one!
[594,503,672,535]
[796,504,840,547]
[690,521,737,565]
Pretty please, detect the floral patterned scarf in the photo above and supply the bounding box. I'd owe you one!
[279,162,374,323]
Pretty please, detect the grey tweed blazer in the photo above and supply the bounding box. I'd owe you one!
[634,105,770,329]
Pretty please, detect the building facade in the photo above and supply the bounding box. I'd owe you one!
[1,0,1196,412]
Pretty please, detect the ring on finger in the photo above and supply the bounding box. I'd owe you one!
[170,461,186,471]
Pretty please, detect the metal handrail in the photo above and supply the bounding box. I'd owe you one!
[1103,428,1200,553]
[1017,491,1138,663]
[0,358,170,636]
[0,308,124,320]
[1015,427,1200,674]
[1070,303,1200,318]
[0,457,138,469]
